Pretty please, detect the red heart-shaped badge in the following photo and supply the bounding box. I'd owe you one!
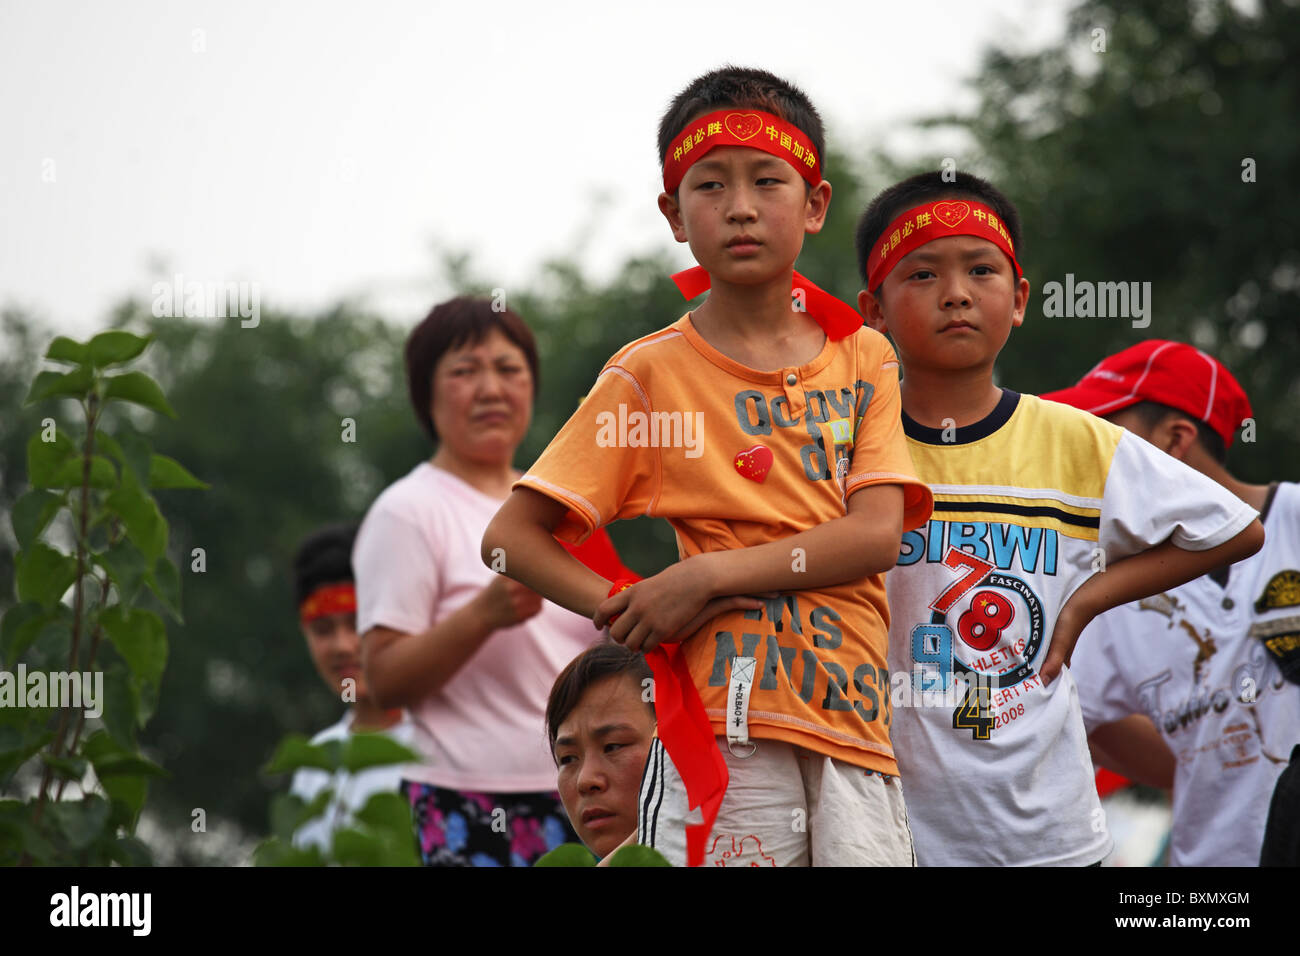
[725,112,763,141]
[734,444,774,482]
[932,200,971,228]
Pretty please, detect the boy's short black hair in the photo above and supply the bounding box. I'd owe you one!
[405,296,540,443]
[292,523,358,607]
[854,171,1024,293]
[1126,401,1228,465]
[546,642,654,755]
[657,66,826,177]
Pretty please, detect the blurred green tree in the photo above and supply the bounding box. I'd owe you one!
[905,0,1299,478]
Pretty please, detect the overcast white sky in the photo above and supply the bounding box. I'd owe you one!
[1,0,1073,336]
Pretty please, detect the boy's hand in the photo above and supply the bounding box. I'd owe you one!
[1038,602,1088,687]
[594,559,761,652]
[1037,524,1264,686]
[474,574,544,631]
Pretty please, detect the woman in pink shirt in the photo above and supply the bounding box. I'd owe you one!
[355,297,632,866]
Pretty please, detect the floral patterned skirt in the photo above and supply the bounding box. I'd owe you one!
[401,780,577,867]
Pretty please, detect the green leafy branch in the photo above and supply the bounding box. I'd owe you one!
[254,731,421,866]
[0,330,206,865]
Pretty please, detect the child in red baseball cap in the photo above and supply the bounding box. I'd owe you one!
[854,170,1265,866]
[1044,340,1300,866]
[484,66,934,866]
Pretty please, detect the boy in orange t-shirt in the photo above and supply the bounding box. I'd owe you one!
[482,67,932,866]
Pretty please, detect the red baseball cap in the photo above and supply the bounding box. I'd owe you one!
[1041,339,1252,448]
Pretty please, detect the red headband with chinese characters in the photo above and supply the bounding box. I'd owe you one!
[663,109,822,194]
[866,200,1022,291]
[299,583,356,624]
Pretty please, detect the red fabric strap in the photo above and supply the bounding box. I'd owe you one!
[670,266,862,341]
[662,109,821,194]
[646,644,728,867]
[866,199,1022,291]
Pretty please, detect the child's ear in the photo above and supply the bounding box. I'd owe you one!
[658,192,689,244]
[858,288,888,334]
[1012,275,1031,327]
[803,180,832,235]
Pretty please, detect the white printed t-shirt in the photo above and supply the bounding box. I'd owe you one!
[290,710,417,852]
[1072,482,1300,866]
[353,463,600,792]
[885,391,1258,866]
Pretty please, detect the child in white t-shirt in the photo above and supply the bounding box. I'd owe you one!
[854,171,1265,865]
[1044,340,1300,866]
[289,524,414,853]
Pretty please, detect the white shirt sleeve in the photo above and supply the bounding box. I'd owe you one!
[1098,430,1258,559]
[1069,611,1143,734]
[353,496,441,637]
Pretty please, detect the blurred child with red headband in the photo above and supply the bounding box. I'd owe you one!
[289,524,414,853]
[854,171,1265,865]
[483,67,934,866]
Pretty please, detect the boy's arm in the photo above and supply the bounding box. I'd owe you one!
[481,488,766,637]
[481,487,612,619]
[1040,519,1265,684]
[1088,714,1176,790]
[597,483,905,652]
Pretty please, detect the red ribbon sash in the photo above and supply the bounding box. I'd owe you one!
[670,265,862,341]
[645,644,728,868]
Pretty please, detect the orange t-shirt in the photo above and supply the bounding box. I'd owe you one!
[517,314,933,772]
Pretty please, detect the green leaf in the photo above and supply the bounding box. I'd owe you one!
[99,606,167,689]
[0,603,43,665]
[145,556,183,623]
[0,799,58,864]
[39,752,88,782]
[0,728,54,781]
[330,826,416,867]
[105,479,166,562]
[47,454,117,490]
[0,604,70,669]
[267,790,335,843]
[148,453,209,490]
[15,543,77,610]
[82,731,168,778]
[94,538,149,604]
[46,796,111,850]
[100,665,140,747]
[353,791,413,835]
[534,842,599,867]
[253,837,326,867]
[264,735,342,775]
[114,426,153,487]
[82,731,164,826]
[26,430,77,488]
[25,366,94,405]
[44,336,89,366]
[86,330,150,368]
[606,843,673,867]
[106,834,153,866]
[11,489,64,550]
[103,775,149,828]
[339,733,419,773]
[101,371,176,418]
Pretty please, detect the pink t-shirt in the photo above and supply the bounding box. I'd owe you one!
[354,463,600,791]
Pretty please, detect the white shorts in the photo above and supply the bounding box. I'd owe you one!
[637,736,915,867]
